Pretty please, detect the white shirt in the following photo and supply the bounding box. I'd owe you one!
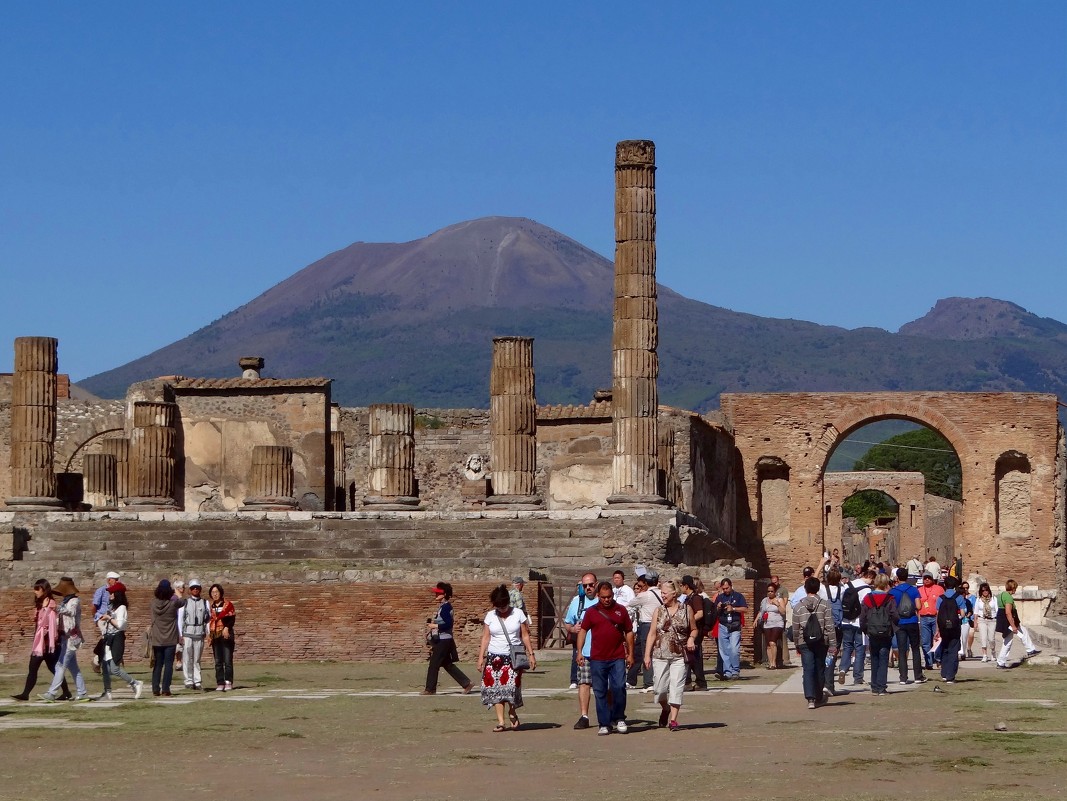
[613,584,636,606]
[484,609,528,655]
[789,582,827,609]
[842,579,871,628]
[628,588,664,624]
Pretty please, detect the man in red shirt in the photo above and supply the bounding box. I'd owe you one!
[577,581,635,735]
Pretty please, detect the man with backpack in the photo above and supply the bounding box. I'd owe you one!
[917,571,944,671]
[680,576,709,690]
[860,574,899,695]
[792,577,836,709]
[837,569,873,686]
[822,569,844,697]
[889,567,926,685]
[935,576,969,683]
[564,573,597,727]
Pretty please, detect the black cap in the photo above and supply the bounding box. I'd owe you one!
[802,566,815,577]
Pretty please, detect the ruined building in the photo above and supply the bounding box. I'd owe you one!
[2,141,1063,663]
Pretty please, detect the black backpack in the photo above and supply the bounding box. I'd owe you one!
[841,584,864,620]
[896,590,915,619]
[865,596,893,638]
[803,601,825,646]
[937,593,961,635]
[701,596,715,635]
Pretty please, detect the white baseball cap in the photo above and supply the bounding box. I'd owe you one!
[106,571,121,580]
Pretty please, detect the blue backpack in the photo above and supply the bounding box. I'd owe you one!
[825,584,843,628]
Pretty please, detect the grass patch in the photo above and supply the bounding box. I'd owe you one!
[277,731,304,738]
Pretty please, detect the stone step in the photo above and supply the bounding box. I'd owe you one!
[1040,615,1067,637]
[1028,623,1067,653]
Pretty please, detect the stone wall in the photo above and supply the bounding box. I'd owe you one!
[722,392,1063,596]
[688,413,736,543]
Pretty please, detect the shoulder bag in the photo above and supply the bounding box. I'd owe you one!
[497,612,531,671]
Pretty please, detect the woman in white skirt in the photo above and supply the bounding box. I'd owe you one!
[643,580,698,731]
[972,583,998,662]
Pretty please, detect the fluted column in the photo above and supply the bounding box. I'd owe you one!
[331,431,347,511]
[127,401,178,509]
[609,140,667,506]
[363,403,420,508]
[6,337,63,509]
[83,453,118,510]
[487,336,541,508]
[242,445,297,510]
[99,438,131,505]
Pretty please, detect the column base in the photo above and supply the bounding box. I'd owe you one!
[486,495,543,510]
[125,497,179,510]
[363,496,423,511]
[606,493,669,509]
[241,496,299,511]
[4,497,64,511]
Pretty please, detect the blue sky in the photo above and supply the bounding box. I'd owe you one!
[2,3,1065,380]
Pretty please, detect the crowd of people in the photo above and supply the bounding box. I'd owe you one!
[10,571,237,703]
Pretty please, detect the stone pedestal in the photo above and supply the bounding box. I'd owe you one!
[99,438,131,506]
[6,337,63,509]
[331,431,346,511]
[83,453,118,510]
[364,403,420,509]
[242,445,297,510]
[608,140,667,507]
[487,336,541,509]
[127,401,178,509]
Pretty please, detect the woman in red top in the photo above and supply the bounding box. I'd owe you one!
[208,584,236,691]
[860,574,899,696]
[12,579,71,701]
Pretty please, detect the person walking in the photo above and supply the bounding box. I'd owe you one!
[757,582,787,669]
[576,580,635,735]
[792,577,835,709]
[423,582,474,695]
[995,579,1040,668]
[180,579,210,691]
[860,573,899,695]
[713,578,748,680]
[935,576,967,683]
[12,579,70,701]
[208,583,237,691]
[625,574,662,691]
[643,580,697,731]
[917,571,944,671]
[39,576,91,703]
[96,583,144,700]
[476,584,536,731]
[565,572,598,727]
[973,583,999,662]
[889,567,926,685]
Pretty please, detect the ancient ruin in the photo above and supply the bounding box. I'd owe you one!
[1,139,1064,665]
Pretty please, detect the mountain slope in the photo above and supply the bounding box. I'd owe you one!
[80,217,1067,410]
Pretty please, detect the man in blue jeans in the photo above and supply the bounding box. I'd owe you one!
[837,570,872,686]
[713,578,748,679]
[576,581,634,735]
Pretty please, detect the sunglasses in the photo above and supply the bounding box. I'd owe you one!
[582,582,596,588]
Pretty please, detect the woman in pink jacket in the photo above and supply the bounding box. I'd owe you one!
[11,579,71,701]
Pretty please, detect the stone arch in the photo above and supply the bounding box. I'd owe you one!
[60,427,125,472]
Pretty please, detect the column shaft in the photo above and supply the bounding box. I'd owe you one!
[6,337,62,509]
[488,336,540,507]
[243,445,297,509]
[83,453,118,510]
[127,401,178,509]
[331,431,346,511]
[364,404,419,507]
[100,438,131,503]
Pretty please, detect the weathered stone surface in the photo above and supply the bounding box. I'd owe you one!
[365,403,418,505]
[83,453,118,510]
[489,337,540,505]
[6,337,61,508]
[243,445,297,509]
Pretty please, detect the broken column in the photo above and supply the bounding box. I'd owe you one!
[331,431,346,511]
[242,445,297,510]
[609,140,666,506]
[127,401,178,509]
[487,336,541,508]
[6,337,63,509]
[83,453,118,510]
[99,438,131,506]
[363,403,420,508]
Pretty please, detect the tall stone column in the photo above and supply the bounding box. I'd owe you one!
[487,336,541,508]
[100,438,131,506]
[363,403,420,509]
[242,445,297,510]
[83,453,118,510]
[609,140,666,506]
[127,401,178,509]
[6,337,63,509]
[331,431,347,511]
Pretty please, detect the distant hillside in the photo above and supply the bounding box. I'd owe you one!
[80,217,1067,411]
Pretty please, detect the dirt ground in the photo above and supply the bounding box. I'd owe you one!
[1,654,1065,801]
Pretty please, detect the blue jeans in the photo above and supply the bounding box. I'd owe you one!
[919,617,938,668]
[152,645,176,694]
[798,643,828,702]
[46,637,87,698]
[717,628,741,677]
[627,623,653,687]
[940,635,961,681]
[589,658,627,727]
[839,626,865,681]
[868,636,892,693]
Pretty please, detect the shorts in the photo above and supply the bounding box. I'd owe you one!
[576,661,592,685]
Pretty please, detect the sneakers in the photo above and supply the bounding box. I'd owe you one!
[944,680,956,685]
[899,680,911,685]
[668,720,679,732]
[194,684,203,691]
[132,681,144,700]
[38,692,57,703]
[836,671,846,684]
[996,663,1009,669]
[915,676,928,684]
[72,695,93,703]
[224,682,233,691]
[852,678,865,686]
[573,715,590,730]
[1027,649,1042,657]
[625,683,636,690]
[807,700,816,709]
[824,685,836,697]
[874,690,890,696]
[614,720,628,734]
[597,726,611,736]
[216,685,226,692]
[568,683,578,690]
[640,687,654,693]
[97,691,113,701]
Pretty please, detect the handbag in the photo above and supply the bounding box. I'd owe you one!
[93,637,106,658]
[497,612,531,671]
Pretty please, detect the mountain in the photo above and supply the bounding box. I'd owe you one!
[79,217,1067,411]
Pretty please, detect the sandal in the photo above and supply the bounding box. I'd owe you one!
[509,709,520,730]
[493,724,508,733]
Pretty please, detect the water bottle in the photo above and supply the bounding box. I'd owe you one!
[825,654,833,667]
